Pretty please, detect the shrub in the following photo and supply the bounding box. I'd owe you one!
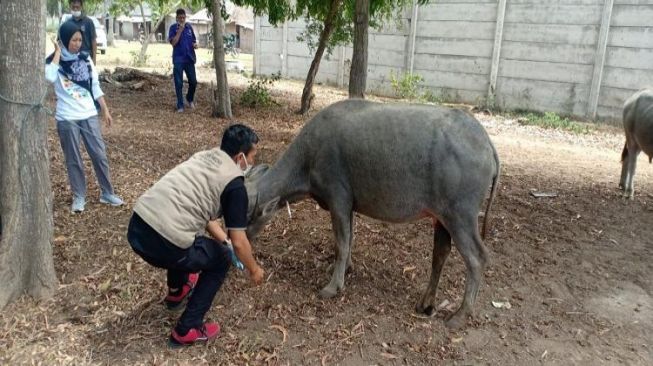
[240,72,281,107]
[518,111,592,134]
[389,70,423,100]
[130,51,148,67]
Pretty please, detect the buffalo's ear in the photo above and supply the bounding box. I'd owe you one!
[245,164,270,182]
[261,196,281,218]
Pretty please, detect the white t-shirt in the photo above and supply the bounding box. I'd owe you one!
[45,58,104,121]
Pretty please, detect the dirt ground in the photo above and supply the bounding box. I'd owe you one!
[0,70,651,365]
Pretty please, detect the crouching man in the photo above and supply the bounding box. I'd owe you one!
[127,124,264,347]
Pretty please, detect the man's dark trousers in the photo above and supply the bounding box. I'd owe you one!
[173,62,197,110]
[127,213,230,333]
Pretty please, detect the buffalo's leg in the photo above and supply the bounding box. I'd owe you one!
[416,222,452,316]
[445,215,488,329]
[319,205,354,298]
[619,142,628,190]
[623,143,640,199]
[346,214,354,271]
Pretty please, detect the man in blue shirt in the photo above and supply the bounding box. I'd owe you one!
[169,8,198,113]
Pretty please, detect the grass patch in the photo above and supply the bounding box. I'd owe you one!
[513,111,593,134]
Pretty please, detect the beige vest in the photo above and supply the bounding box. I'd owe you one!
[134,148,243,249]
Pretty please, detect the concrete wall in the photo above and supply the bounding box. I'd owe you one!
[254,0,653,123]
[239,27,254,53]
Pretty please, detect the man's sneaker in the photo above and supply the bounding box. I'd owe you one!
[176,108,184,113]
[164,272,199,311]
[186,101,196,109]
[168,322,220,348]
[99,193,124,206]
[71,196,85,213]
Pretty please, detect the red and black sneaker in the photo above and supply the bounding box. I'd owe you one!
[164,272,199,311]
[168,322,221,348]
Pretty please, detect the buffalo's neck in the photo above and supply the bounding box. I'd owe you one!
[258,144,310,205]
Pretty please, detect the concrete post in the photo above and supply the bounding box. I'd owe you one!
[588,0,614,119]
[282,21,289,77]
[406,1,419,74]
[254,16,261,75]
[337,45,346,88]
[487,0,507,107]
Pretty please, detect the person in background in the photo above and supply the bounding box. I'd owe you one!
[45,21,124,213]
[64,0,97,64]
[168,8,198,113]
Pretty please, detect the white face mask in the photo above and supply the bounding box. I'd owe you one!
[239,153,252,175]
[71,10,82,18]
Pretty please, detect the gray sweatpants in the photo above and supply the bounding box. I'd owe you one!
[56,116,115,199]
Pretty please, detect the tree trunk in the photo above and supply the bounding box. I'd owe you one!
[0,0,58,309]
[348,0,369,99]
[107,14,115,46]
[137,2,150,64]
[105,0,114,46]
[211,0,232,119]
[298,0,343,115]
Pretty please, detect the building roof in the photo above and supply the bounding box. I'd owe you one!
[188,2,253,28]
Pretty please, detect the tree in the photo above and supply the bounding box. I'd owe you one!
[298,0,343,114]
[46,0,62,17]
[0,0,58,309]
[104,0,115,46]
[235,0,421,114]
[110,0,185,65]
[209,0,232,118]
[348,0,369,98]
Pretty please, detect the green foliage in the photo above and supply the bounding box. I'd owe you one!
[49,0,104,16]
[389,71,456,104]
[46,21,60,33]
[129,50,148,66]
[47,0,60,16]
[421,89,444,104]
[389,70,423,100]
[517,111,593,134]
[234,0,428,54]
[240,72,281,107]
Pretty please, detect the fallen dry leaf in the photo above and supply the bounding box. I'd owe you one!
[269,324,288,344]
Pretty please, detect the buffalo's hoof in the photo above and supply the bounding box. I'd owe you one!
[415,303,435,316]
[444,311,468,329]
[319,286,338,299]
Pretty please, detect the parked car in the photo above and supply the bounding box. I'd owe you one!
[60,14,107,55]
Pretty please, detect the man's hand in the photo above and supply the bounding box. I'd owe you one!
[177,22,185,33]
[193,42,198,49]
[249,265,265,285]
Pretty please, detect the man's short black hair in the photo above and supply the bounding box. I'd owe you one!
[221,124,259,157]
[176,8,186,16]
[69,0,83,5]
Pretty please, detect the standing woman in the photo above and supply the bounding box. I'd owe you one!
[46,21,123,213]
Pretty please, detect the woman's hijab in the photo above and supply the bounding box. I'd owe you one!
[46,21,93,95]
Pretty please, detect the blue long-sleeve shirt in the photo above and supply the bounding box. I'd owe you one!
[168,23,197,64]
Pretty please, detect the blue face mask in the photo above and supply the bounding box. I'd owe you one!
[59,40,79,61]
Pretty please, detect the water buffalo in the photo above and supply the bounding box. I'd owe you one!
[620,88,653,199]
[245,99,500,328]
